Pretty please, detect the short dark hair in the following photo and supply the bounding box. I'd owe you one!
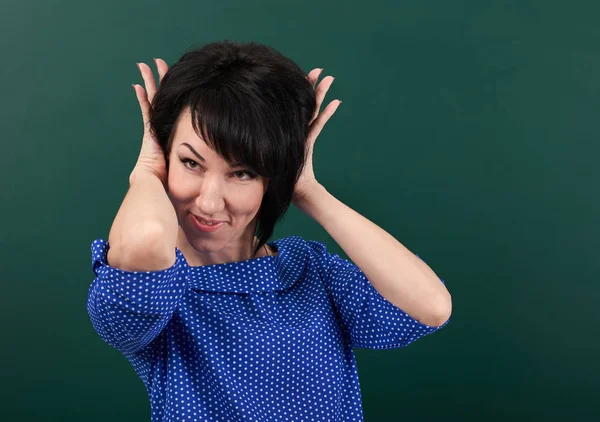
[149,41,317,257]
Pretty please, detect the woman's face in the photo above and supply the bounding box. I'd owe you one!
[166,107,268,265]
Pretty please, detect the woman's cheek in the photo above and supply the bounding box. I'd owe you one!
[232,183,265,215]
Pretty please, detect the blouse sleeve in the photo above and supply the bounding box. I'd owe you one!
[86,239,189,355]
[308,240,450,350]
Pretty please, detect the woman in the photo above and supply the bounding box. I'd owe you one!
[87,41,452,422]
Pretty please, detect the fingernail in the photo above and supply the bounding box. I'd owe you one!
[136,62,141,71]
[153,58,158,66]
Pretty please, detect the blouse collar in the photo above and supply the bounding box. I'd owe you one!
[180,236,309,294]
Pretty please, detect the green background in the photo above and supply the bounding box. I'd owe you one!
[2,0,598,420]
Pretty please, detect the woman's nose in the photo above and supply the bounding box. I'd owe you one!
[195,177,225,215]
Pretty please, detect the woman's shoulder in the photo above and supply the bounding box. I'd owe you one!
[272,235,330,263]
[273,234,320,249]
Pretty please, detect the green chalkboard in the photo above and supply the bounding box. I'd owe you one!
[2,0,598,420]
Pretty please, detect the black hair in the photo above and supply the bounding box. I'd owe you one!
[149,40,317,257]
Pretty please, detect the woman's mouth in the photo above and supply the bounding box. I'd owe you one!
[191,214,225,232]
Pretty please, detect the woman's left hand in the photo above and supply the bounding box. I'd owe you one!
[292,68,342,203]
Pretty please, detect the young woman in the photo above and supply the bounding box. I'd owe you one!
[87,41,452,422]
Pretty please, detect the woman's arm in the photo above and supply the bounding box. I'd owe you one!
[294,184,452,327]
[87,238,188,355]
[108,169,179,271]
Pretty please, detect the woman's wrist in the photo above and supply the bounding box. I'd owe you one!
[129,165,167,188]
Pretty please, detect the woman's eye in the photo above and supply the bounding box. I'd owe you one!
[234,170,257,181]
[181,158,256,181]
[181,158,199,170]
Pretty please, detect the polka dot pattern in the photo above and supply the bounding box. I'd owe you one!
[87,235,450,421]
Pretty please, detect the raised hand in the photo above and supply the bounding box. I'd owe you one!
[129,58,170,186]
[292,68,342,202]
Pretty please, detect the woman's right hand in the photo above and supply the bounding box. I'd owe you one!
[130,58,170,186]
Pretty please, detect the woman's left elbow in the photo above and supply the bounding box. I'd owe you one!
[433,293,452,326]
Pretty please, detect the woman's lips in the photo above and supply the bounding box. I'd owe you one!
[191,214,225,232]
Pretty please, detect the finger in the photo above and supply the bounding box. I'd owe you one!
[306,68,323,89]
[132,83,151,133]
[311,76,335,124]
[154,58,169,83]
[137,62,158,104]
[308,100,341,140]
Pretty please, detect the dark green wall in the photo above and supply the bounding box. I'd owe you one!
[2,0,598,420]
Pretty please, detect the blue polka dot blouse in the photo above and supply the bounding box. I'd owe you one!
[86,235,450,421]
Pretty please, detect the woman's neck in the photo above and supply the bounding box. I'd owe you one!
[176,227,276,266]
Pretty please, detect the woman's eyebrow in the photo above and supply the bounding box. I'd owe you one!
[181,143,205,162]
[180,143,243,167]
